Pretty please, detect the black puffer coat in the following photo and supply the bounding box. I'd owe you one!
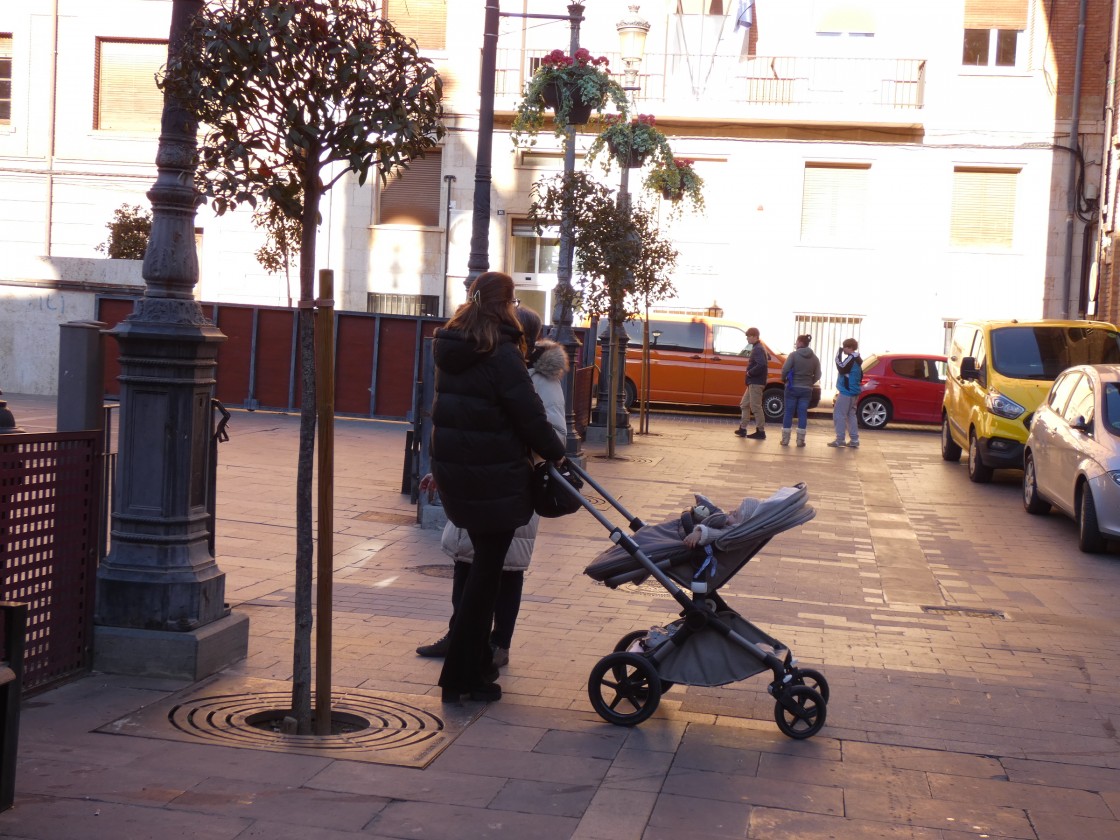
[431,325,566,534]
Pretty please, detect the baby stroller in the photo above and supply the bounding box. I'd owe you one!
[549,462,829,739]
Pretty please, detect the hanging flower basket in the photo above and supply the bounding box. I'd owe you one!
[541,82,595,126]
[608,137,650,168]
[511,48,630,145]
[586,114,674,173]
[645,158,705,214]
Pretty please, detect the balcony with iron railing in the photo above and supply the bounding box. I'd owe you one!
[494,49,926,126]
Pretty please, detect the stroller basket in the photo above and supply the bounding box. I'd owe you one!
[544,463,827,739]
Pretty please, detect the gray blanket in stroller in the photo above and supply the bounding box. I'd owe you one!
[584,484,815,588]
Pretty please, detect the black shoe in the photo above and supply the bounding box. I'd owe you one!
[745,430,766,439]
[417,634,450,657]
[441,682,502,703]
[734,427,747,437]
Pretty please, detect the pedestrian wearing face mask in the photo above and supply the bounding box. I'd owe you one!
[734,327,768,440]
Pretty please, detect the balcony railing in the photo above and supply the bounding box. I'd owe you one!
[495,50,926,116]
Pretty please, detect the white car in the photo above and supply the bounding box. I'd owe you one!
[1023,364,1120,552]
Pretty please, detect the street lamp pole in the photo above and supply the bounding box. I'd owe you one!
[93,0,247,680]
[604,5,650,458]
[468,1,586,460]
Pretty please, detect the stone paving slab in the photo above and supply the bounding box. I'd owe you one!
[3,393,1120,838]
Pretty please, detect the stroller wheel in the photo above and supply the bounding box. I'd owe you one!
[613,631,675,693]
[588,652,661,726]
[790,667,830,703]
[773,685,826,739]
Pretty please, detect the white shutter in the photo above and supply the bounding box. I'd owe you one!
[964,0,1028,30]
[951,168,1018,248]
[378,151,443,226]
[800,163,871,243]
[95,39,167,132]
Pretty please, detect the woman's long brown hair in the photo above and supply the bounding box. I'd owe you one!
[444,271,524,355]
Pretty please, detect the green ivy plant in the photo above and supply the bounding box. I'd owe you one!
[644,157,705,214]
[585,114,674,172]
[511,48,629,145]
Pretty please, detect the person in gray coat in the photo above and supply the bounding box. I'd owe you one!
[417,305,567,669]
[780,334,821,447]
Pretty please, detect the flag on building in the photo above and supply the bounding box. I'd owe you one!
[735,0,754,32]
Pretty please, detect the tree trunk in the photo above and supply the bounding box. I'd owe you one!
[291,170,322,735]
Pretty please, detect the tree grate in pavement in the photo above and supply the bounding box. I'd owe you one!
[922,605,1007,619]
[96,675,482,768]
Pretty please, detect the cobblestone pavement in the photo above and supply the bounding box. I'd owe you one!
[2,393,1119,839]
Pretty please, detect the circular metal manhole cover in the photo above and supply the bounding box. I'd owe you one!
[167,689,446,755]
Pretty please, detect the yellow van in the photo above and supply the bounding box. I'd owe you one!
[941,319,1120,482]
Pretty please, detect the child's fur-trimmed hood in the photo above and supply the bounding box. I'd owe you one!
[529,339,568,382]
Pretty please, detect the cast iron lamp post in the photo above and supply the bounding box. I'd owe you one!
[469,1,586,461]
[597,5,649,457]
[93,0,247,679]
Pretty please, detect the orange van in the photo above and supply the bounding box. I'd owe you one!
[596,314,818,420]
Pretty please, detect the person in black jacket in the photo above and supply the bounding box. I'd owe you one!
[734,326,769,440]
[424,271,566,703]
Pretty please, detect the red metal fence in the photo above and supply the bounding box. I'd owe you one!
[0,432,101,694]
[97,297,594,422]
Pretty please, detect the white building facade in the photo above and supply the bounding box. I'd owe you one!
[0,0,1109,394]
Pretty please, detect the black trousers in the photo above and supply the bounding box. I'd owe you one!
[448,560,524,649]
[438,529,515,691]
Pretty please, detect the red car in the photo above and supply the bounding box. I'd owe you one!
[856,353,948,429]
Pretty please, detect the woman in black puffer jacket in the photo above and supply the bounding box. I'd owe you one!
[428,271,566,703]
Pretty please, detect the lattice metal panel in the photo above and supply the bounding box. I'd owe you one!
[0,432,101,693]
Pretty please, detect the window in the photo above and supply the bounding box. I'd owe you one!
[512,222,559,277]
[377,151,442,226]
[0,35,11,125]
[712,324,749,356]
[95,39,167,131]
[383,0,446,51]
[1063,376,1094,425]
[950,167,1018,248]
[367,293,440,317]
[800,163,870,244]
[1048,372,1080,415]
[962,0,1026,68]
[814,2,876,38]
[1103,382,1120,434]
[646,320,705,353]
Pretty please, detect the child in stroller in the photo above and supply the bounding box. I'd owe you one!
[570,472,829,738]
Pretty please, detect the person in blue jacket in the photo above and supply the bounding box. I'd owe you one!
[830,337,863,448]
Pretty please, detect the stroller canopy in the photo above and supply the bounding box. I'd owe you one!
[585,484,815,589]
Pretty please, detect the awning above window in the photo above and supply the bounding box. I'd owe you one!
[964,0,1028,30]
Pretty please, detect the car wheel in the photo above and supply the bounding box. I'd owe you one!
[1022,452,1051,515]
[857,397,891,430]
[763,388,785,422]
[967,431,994,483]
[623,378,638,409]
[1078,484,1108,553]
[941,414,962,462]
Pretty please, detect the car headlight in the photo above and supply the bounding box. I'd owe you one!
[985,392,1025,419]
[1109,471,1120,487]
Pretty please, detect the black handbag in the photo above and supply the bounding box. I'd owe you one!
[532,460,585,518]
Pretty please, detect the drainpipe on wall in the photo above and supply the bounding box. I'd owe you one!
[44,0,59,256]
[1060,0,1088,319]
[1096,0,1120,313]
[442,174,456,317]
